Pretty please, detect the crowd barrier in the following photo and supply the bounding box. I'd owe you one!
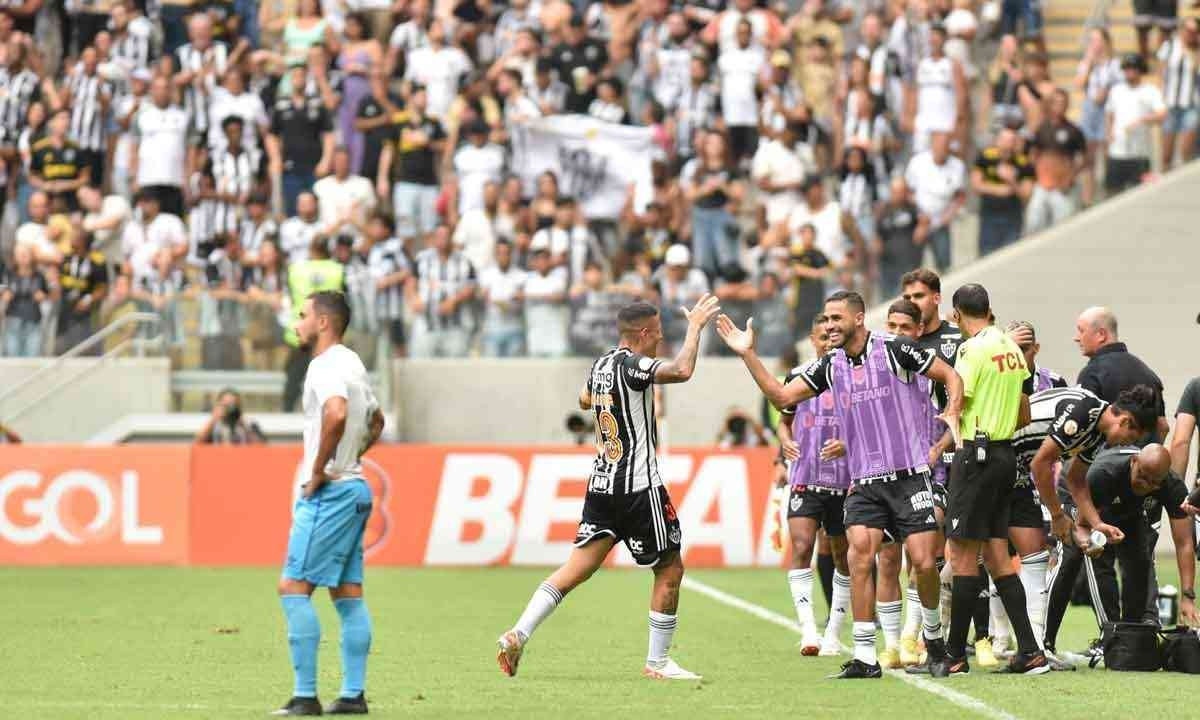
[0,446,783,568]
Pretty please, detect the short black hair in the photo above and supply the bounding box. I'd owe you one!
[826,290,865,315]
[810,313,827,330]
[1112,384,1160,432]
[887,299,921,324]
[617,301,659,334]
[309,290,351,336]
[221,115,244,130]
[900,268,941,293]
[370,211,395,234]
[951,283,991,318]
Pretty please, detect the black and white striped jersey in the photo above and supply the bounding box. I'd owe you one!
[175,41,229,138]
[1013,386,1109,476]
[0,67,41,146]
[1157,38,1198,110]
[205,146,265,234]
[585,347,663,496]
[65,70,112,151]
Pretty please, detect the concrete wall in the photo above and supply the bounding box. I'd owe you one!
[392,356,775,445]
[0,358,171,442]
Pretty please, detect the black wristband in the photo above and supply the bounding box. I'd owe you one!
[1184,589,1196,601]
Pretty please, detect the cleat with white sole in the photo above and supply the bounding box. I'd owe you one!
[496,630,525,677]
[818,638,843,657]
[643,658,702,680]
[800,626,822,656]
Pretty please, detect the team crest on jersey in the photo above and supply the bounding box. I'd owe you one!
[1063,419,1078,436]
[941,340,956,358]
[638,356,654,371]
[668,528,681,544]
[790,494,803,511]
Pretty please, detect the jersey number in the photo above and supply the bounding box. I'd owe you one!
[596,410,624,463]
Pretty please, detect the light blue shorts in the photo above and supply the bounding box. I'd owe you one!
[283,479,373,588]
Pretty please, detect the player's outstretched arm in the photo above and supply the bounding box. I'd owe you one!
[305,396,348,498]
[715,315,814,409]
[654,293,721,384]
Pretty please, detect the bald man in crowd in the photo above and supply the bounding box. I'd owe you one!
[1044,444,1198,657]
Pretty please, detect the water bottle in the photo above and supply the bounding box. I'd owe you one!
[1159,585,1179,627]
[1088,530,1107,551]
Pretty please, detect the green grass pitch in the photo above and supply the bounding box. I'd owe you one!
[0,565,1189,719]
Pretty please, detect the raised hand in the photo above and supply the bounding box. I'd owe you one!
[715,314,756,356]
[682,293,721,330]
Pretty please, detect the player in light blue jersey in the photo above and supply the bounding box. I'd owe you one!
[274,291,385,717]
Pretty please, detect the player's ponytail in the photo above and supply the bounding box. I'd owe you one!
[1114,384,1159,431]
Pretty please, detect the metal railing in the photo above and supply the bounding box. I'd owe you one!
[0,312,164,425]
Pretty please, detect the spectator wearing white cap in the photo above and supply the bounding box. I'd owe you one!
[653,243,710,352]
[522,237,570,358]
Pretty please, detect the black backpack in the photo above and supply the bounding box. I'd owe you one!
[1091,622,1162,671]
[1161,627,1200,674]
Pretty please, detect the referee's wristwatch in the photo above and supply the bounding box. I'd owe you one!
[1183,589,1196,601]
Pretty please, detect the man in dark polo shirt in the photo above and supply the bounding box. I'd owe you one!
[550,13,609,114]
[29,109,90,212]
[970,127,1034,257]
[266,65,335,217]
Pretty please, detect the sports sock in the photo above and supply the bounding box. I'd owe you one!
[995,573,1039,655]
[825,571,851,641]
[903,586,922,637]
[334,597,372,697]
[853,621,878,665]
[972,563,991,642]
[939,560,954,627]
[787,568,816,630]
[988,576,1010,649]
[647,611,678,665]
[514,581,563,641]
[877,600,903,649]
[817,552,835,608]
[947,574,984,658]
[921,604,943,642]
[281,595,320,698]
[1020,551,1050,649]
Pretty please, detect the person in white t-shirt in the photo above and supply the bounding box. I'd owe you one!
[1105,53,1167,194]
[453,180,504,274]
[121,191,189,285]
[403,18,474,119]
[717,19,766,165]
[453,121,506,218]
[478,239,528,357]
[129,76,190,217]
[275,289,383,718]
[313,147,377,245]
[279,192,328,265]
[207,67,270,153]
[780,176,865,272]
[78,186,131,265]
[751,122,814,228]
[904,131,966,271]
[522,241,570,357]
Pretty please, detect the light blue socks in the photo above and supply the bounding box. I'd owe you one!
[281,595,321,698]
[334,597,372,697]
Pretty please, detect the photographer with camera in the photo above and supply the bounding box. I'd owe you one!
[195,388,266,445]
[716,407,769,449]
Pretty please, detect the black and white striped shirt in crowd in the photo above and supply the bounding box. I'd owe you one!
[412,248,476,330]
[175,41,229,137]
[206,146,264,233]
[1158,38,1199,109]
[108,30,155,104]
[585,347,662,495]
[676,80,720,158]
[239,217,278,260]
[1012,386,1109,478]
[0,68,41,145]
[368,237,409,322]
[187,195,226,267]
[66,70,112,151]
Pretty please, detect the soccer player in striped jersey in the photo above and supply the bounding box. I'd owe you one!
[497,295,721,681]
[777,314,852,658]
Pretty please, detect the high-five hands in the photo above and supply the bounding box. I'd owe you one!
[715,315,756,356]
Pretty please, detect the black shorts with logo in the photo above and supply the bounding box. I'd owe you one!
[947,442,1017,540]
[1009,475,1046,529]
[575,485,681,567]
[844,470,938,541]
[786,485,847,537]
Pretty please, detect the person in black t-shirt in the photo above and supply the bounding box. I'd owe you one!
[971,127,1034,256]
[355,68,403,191]
[875,177,926,297]
[53,230,108,355]
[376,85,446,239]
[1044,445,1199,655]
[550,13,609,114]
[788,222,830,334]
[1026,89,1087,235]
[266,65,336,217]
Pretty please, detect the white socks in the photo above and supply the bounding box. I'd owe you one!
[988,576,1011,649]
[514,581,563,641]
[903,586,922,636]
[877,600,903,649]
[825,571,851,641]
[647,611,678,665]
[788,568,817,632]
[921,604,943,642]
[1020,551,1050,649]
[853,621,878,665]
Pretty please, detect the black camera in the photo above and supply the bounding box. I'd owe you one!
[224,404,242,426]
[565,412,595,445]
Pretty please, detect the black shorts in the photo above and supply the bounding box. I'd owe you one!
[575,485,681,567]
[1133,0,1177,27]
[844,471,938,541]
[946,442,1017,541]
[786,486,847,537]
[1008,476,1045,529]
[388,318,406,348]
[1105,157,1150,193]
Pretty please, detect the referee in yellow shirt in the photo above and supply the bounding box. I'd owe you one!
[912,284,1047,678]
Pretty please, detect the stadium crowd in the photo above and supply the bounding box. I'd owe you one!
[0,0,1197,373]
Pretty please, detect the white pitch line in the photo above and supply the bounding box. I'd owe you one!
[681,576,1021,720]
